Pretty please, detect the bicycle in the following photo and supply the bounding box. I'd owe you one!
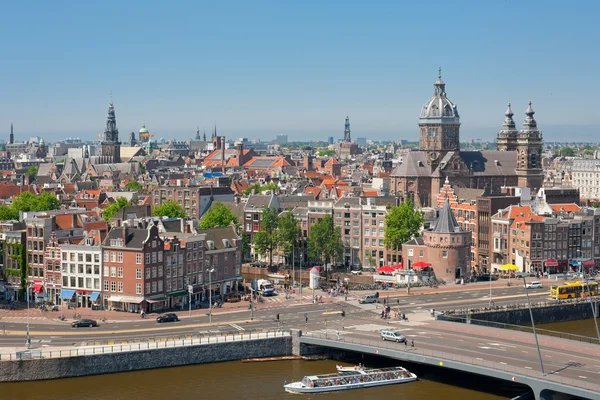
[72,313,81,319]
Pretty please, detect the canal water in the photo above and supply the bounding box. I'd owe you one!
[4,318,597,400]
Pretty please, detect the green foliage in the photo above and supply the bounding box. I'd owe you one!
[12,191,60,213]
[242,233,251,261]
[138,162,146,175]
[277,211,301,265]
[0,205,19,220]
[27,165,38,178]
[559,146,575,157]
[253,206,279,266]
[384,200,424,251]
[317,149,336,157]
[153,200,187,219]
[103,197,131,221]
[243,181,279,196]
[7,242,28,296]
[199,202,239,229]
[307,215,343,277]
[126,180,143,191]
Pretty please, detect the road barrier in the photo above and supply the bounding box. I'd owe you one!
[0,330,290,361]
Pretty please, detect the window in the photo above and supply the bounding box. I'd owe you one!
[152,252,157,263]
[145,253,150,264]
[419,250,424,257]
[379,220,384,227]
[158,252,163,262]
[158,266,163,277]
[111,281,116,292]
[136,254,142,264]
[118,282,123,292]
[145,268,151,279]
[151,281,157,293]
[158,281,163,292]
[118,267,123,278]
[136,283,142,295]
[104,252,109,262]
[110,267,116,277]
[152,267,157,278]
[442,250,448,258]
[145,283,150,293]
[408,249,414,257]
[104,280,109,291]
[136,268,142,279]
[111,252,116,262]
[104,266,109,277]
[118,252,123,263]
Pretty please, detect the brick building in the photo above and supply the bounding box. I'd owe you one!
[151,185,234,219]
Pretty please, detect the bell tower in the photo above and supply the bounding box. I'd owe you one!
[516,100,543,190]
[496,101,518,151]
[101,92,121,164]
[418,68,461,171]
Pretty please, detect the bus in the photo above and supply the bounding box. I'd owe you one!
[550,281,598,300]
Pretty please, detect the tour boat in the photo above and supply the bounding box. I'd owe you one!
[283,366,417,394]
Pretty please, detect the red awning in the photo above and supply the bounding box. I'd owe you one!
[377,266,396,273]
[412,261,431,268]
[31,284,44,294]
[583,260,595,267]
[545,259,558,267]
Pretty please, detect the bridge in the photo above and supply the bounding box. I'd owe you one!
[292,317,600,400]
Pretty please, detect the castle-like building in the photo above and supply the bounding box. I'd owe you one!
[391,69,543,207]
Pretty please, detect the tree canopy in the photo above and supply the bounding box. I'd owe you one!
[559,146,575,157]
[307,215,343,278]
[317,149,336,157]
[0,205,19,220]
[27,166,38,179]
[103,197,131,222]
[153,200,187,219]
[199,201,239,229]
[12,191,60,213]
[126,180,143,191]
[243,182,279,195]
[253,206,279,266]
[384,200,424,251]
[277,211,301,266]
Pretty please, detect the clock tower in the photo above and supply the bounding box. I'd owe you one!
[101,92,121,164]
[418,68,461,172]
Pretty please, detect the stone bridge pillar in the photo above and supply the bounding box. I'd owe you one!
[290,329,302,356]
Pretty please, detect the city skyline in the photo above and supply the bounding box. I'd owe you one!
[2,1,599,142]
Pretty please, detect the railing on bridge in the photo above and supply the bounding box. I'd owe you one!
[0,330,290,361]
[439,314,600,345]
[302,332,600,394]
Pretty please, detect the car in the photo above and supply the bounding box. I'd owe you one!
[381,330,406,343]
[350,270,362,275]
[358,294,378,304]
[156,313,179,323]
[524,281,542,289]
[71,319,98,328]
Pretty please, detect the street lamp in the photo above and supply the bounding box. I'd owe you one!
[208,268,215,324]
[26,283,31,349]
[522,276,545,376]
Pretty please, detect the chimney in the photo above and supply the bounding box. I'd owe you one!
[236,141,245,166]
[123,225,128,244]
[180,218,185,233]
[72,213,78,229]
[221,137,226,167]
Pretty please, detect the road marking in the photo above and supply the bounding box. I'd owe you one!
[476,358,483,360]
[500,362,507,365]
[458,339,464,342]
[579,376,587,379]
[478,346,491,349]
[522,350,528,353]
[525,366,532,369]
[230,324,245,331]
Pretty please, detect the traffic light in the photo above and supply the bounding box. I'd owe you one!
[276,313,280,321]
[341,310,346,318]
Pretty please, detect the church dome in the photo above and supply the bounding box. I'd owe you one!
[139,124,149,134]
[419,68,459,123]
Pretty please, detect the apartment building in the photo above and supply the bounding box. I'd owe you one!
[0,221,26,301]
[333,197,362,267]
[151,185,234,219]
[244,194,280,260]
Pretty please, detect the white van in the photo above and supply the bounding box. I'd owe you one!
[380,330,406,343]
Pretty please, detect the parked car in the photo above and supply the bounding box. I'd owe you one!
[524,281,542,289]
[381,330,406,343]
[71,319,98,328]
[358,294,379,304]
[350,270,362,275]
[156,313,179,323]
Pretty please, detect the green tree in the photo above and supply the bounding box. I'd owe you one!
[307,215,343,280]
[103,197,131,222]
[0,205,19,220]
[559,146,575,157]
[199,202,239,229]
[153,200,187,218]
[253,206,279,266]
[384,200,425,251]
[12,191,60,213]
[27,165,38,179]
[318,149,336,157]
[126,180,143,191]
[277,211,301,267]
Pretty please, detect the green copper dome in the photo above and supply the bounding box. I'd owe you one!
[139,124,149,134]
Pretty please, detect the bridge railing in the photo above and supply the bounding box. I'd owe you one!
[303,332,600,393]
[439,314,600,345]
[0,329,290,361]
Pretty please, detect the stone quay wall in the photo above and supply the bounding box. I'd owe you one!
[0,336,292,382]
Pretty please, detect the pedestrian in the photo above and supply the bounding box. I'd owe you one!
[345,293,348,301]
[336,330,340,341]
[404,340,407,349]
[411,339,414,348]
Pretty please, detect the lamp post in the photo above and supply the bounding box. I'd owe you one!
[489,267,493,307]
[208,268,215,324]
[522,276,545,376]
[26,283,31,349]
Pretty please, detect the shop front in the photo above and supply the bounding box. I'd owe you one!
[105,295,144,313]
[31,280,45,304]
[76,290,91,308]
[168,290,188,310]
[146,295,167,313]
[544,259,559,274]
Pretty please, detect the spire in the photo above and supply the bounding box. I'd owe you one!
[500,101,518,135]
[343,116,351,142]
[520,100,539,134]
[195,127,201,140]
[203,129,206,142]
[438,66,442,80]
[104,92,119,143]
[9,123,14,144]
[433,197,460,233]
[434,66,446,96]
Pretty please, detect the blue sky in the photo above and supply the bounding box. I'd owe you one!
[1,0,598,143]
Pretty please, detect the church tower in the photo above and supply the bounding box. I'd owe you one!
[343,116,351,142]
[496,102,518,151]
[101,93,121,164]
[516,101,543,190]
[418,68,460,171]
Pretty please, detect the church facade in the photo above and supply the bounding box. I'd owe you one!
[391,70,543,207]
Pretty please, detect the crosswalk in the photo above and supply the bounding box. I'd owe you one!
[262,295,313,304]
